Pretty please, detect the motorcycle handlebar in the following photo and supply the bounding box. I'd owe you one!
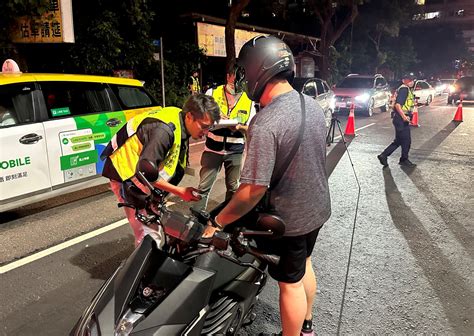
[246,247,280,266]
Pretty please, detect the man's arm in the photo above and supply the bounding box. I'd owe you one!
[203,183,267,237]
[135,121,200,202]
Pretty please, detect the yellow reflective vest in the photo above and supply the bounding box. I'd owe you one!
[190,76,200,93]
[106,107,186,181]
[397,84,415,114]
[205,85,253,152]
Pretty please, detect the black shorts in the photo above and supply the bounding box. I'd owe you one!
[260,226,323,283]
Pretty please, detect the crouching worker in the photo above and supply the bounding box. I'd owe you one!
[101,94,221,246]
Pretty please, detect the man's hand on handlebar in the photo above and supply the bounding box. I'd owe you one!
[177,187,202,202]
[202,222,221,238]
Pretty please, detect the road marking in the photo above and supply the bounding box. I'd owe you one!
[190,140,205,147]
[0,219,128,274]
[333,122,376,140]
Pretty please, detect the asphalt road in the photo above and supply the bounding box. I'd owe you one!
[0,94,473,335]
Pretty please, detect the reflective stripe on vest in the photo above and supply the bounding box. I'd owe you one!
[108,107,185,181]
[207,132,245,144]
[397,84,415,113]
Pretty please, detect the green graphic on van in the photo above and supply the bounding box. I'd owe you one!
[51,107,71,117]
[72,143,92,151]
[60,150,98,170]
[62,138,69,145]
[70,133,106,143]
[74,112,126,144]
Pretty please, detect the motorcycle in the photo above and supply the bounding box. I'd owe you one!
[71,159,284,336]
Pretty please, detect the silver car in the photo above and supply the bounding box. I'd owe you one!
[292,77,335,128]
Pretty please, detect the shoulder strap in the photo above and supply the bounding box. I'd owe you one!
[269,92,306,191]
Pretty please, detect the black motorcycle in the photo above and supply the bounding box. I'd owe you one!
[71,159,284,336]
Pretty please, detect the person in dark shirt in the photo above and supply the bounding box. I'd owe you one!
[102,94,220,246]
[378,73,417,168]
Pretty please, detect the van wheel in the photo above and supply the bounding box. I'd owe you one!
[425,95,432,106]
[366,99,374,117]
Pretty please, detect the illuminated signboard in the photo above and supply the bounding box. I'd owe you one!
[197,22,268,57]
[11,0,74,43]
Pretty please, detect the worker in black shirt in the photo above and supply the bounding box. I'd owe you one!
[378,73,417,168]
[101,94,221,246]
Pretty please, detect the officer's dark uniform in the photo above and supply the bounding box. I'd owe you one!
[378,82,415,167]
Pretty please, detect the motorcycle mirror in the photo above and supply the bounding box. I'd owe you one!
[256,214,285,238]
[137,159,159,182]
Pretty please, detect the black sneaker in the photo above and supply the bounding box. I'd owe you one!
[377,154,388,167]
[399,159,416,168]
[301,319,314,336]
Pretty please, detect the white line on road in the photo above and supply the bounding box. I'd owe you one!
[333,122,376,140]
[190,140,205,147]
[0,219,128,274]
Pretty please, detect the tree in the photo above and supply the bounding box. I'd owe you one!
[357,0,414,73]
[225,0,251,71]
[307,0,360,80]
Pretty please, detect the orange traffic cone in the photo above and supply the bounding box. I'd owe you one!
[410,107,420,127]
[453,99,463,122]
[344,103,355,136]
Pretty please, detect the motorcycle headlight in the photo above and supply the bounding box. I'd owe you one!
[355,93,370,102]
[449,85,456,93]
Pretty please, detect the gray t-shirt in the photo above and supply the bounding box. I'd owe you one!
[240,89,331,236]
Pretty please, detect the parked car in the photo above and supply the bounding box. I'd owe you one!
[441,78,456,94]
[413,80,436,105]
[333,74,391,116]
[291,77,334,128]
[428,79,444,96]
[0,72,161,212]
[447,77,474,104]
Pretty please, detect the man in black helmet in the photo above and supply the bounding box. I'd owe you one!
[378,73,417,168]
[203,36,331,336]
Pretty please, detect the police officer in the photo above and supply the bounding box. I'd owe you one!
[101,94,220,246]
[192,63,255,212]
[189,69,201,95]
[378,73,417,168]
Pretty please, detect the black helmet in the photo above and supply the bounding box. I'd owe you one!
[236,35,295,101]
[402,72,416,81]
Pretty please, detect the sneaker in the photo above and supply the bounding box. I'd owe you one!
[399,159,416,168]
[301,319,314,336]
[377,154,388,167]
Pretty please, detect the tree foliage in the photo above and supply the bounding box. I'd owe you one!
[306,0,360,80]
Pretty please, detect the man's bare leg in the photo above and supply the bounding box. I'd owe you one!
[302,257,316,321]
[279,280,307,336]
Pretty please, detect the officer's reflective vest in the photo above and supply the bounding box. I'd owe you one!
[104,107,186,181]
[205,85,252,153]
[190,76,200,93]
[397,84,415,114]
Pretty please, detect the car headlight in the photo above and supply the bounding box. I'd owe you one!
[355,93,370,102]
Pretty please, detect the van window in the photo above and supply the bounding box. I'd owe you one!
[40,82,114,118]
[0,83,36,127]
[110,85,157,109]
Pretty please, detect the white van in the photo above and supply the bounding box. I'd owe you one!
[0,73,161,212]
